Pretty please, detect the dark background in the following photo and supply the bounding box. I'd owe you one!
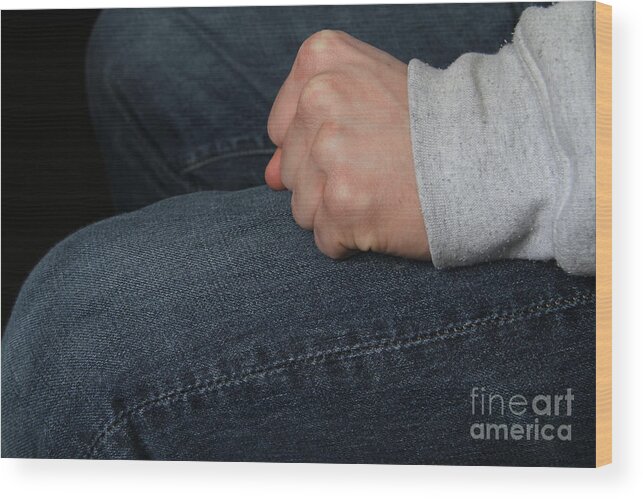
[2,10,114,330]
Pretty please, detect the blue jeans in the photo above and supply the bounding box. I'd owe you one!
[2,4,596,466]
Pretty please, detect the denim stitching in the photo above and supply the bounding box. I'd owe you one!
[83,291,594,458]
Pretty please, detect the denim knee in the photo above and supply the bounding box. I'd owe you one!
[1,216,134,456]
[1,190,293,458]
[1,206,208,458]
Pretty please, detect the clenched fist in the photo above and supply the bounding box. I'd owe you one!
[265,30,430,260]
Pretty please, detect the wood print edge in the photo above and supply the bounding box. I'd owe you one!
[595,0,612,468]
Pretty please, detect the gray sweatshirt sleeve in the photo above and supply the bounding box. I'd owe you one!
[408,1,596,275]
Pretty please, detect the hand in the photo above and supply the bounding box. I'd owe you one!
[265,30,430,260]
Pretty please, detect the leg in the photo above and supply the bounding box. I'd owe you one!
[86,3,546,211]
[2,186,595,465]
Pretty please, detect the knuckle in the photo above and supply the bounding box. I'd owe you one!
[311,122,343,166]
[294,30,339,79]
[300,29,341,57]
[323,174,356,219]
[323,173,376,222]
[298,74,341,117]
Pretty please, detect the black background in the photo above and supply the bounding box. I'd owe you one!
[2,10,114,330]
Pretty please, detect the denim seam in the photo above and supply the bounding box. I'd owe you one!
[82,291,594,458]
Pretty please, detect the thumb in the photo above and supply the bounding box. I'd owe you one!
[265,148,286,190]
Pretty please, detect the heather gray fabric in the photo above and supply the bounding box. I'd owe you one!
[408,2,595,275]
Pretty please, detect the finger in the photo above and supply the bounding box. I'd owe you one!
[267,77,302,147]
[312,199,357,260]
[268,31,362,146]
[279,110,322,190]
[290,169,324,230]
[265,148,286,190]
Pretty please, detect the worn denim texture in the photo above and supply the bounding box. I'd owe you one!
[2,3,596,466]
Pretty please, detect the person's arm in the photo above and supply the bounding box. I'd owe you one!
[408,1,596,275]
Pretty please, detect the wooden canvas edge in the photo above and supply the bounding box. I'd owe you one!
[595,1,612,468]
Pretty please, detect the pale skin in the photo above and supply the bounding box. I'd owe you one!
[265,30,431,261]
